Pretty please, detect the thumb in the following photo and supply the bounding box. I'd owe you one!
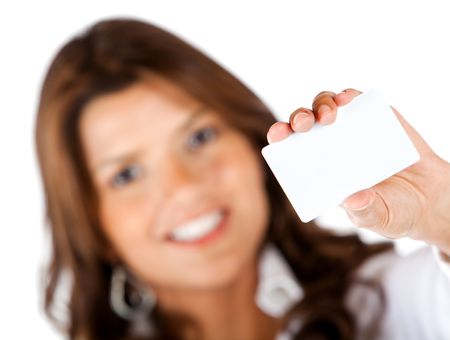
[341,189,393,236]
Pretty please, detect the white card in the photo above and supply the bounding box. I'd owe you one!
[261,89,420,222]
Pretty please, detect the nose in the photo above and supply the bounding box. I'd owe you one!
[160,156,201,200]
[153,157,207,239]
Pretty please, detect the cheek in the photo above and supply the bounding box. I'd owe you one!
[215,142,270,239]
[98,192,159,261]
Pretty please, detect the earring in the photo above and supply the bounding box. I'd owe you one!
[109,266,156,320]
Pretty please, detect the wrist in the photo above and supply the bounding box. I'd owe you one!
[427,159,450,253]
[411,158,450,253]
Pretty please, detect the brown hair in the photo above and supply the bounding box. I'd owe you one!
[35,18,393,339]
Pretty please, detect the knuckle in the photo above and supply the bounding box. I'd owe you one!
[342,88,361,95]
[313,90,336,102]
[289,108,310,125]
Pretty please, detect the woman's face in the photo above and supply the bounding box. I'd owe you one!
[80,74,269,292]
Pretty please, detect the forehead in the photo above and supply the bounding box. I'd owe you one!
[81,75,201,135]
[79,75,204,167]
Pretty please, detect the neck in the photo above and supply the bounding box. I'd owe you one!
[152,257,280,340]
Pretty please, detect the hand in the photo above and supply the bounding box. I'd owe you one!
[267,89,450,254]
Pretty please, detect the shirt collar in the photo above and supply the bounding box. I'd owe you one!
[255,243,303,318]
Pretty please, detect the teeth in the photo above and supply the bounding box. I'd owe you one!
[169,210,224,242]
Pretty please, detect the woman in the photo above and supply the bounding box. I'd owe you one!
[35,18,450,339]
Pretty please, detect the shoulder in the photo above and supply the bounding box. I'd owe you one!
[354,245,448,297]
[347,245,450,339]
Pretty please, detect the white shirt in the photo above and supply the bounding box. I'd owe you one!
[256,244,450,340]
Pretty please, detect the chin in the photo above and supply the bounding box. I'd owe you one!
[180,251,258,291]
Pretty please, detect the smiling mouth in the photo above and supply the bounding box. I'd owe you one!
[166,209,229,247]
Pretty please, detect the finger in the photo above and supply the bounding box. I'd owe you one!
[267,121,293,144]
[341,189,392,233]
[312,91,338,125]
[289,107,315,132]
[334,88,362,106]
[341,178,420,239]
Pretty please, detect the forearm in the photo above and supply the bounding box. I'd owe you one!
[417,158,450,256]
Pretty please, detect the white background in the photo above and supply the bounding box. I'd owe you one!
[1,1,449,338]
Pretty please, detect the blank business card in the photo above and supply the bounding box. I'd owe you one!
[261,89,420,222]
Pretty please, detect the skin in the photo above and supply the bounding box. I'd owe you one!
[80,77,449,339]
[80,74,279,340]
[267,89,450,256]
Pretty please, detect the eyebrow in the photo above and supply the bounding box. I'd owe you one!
[173,105,208,135]
[94,105,209,173]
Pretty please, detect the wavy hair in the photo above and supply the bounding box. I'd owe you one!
[35,18,392,339]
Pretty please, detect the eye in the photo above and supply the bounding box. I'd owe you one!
[111,165,142,188]
[186,126,218,150]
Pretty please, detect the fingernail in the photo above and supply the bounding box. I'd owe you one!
[319,105,330,115]
[318,105,334,124]
[336,91,346,98]
[342,190,373,211]
[293,111,310,129]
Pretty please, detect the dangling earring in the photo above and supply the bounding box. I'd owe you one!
[109,266,156,320]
